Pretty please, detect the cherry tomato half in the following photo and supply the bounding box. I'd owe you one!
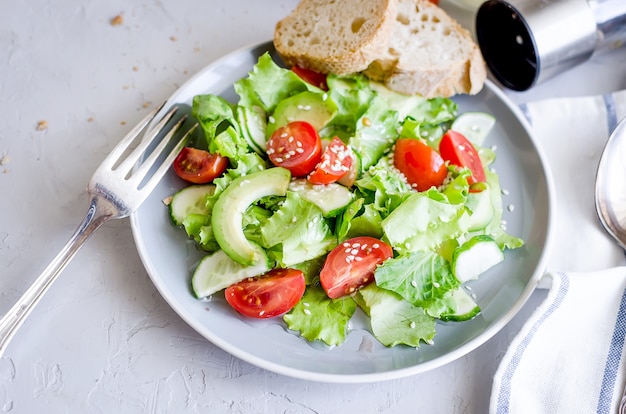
[320,236,393,299]
[393,138,447,191]
[173,147,229,184]
[225,268,306,319]
[439,130,486,185]
[267,121,323,177]
[292,66,328,91]
[308,137,353,185]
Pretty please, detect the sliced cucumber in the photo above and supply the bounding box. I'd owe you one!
[266,91,338,137]
[212,167,291,266]
[465,184,494,231]
[439,288,481,322]
[288,179,354,217]
[169,184,216,226]
[191,249,269,299]
[452,235,504,283]
[451,112,496,146]
[236,105,267,155]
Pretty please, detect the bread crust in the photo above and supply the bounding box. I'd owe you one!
[364,0,486,98]
[273,0,486,97]
[274,0,397,74]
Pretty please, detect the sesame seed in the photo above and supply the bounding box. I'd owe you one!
[303,309,311,315]
[507,204,515,212]
[410,322,416,329]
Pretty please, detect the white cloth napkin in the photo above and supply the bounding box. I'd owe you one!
[490,90,626,413]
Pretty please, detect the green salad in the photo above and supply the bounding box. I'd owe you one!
[167,52,524,348]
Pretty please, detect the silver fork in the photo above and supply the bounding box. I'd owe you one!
[0,103,196,358]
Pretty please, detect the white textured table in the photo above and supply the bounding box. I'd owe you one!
[1,1,625,413]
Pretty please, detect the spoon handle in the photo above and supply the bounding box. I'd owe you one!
[620,386,626,414]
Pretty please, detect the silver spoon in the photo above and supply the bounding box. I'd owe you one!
[594,115,626,413]
[596,116,626,250]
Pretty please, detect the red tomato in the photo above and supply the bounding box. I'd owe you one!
[173,147,229,184]
[320,236,393,299]
[393,138,447,191]
[292,66,328,91]
[225,268,306,319]
[439,130,486,185]
[267,121,322,177]
[308,137,353,185]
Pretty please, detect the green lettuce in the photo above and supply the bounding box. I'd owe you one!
[261,191,336,267]
[284,286,357,346]
[374,250,460,318]
[234,52,319,113]
[358,284,436,347]
[381,191,470,253]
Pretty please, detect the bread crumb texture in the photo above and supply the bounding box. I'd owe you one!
[275,0,397,74]
[365,0,486,97]
[274,0,486,97]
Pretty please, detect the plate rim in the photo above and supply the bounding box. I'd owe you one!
[129,40,556,383]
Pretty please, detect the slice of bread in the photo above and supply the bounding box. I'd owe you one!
[273,0,486,98]
[274,0,397,75]
[363,0,487,98]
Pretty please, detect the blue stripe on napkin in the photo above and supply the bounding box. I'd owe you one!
[495,273,570,414]
[596,286,626,413]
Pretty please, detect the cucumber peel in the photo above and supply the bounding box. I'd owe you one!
[169,184,216,226]
[452,235,504,283]
[439,288,481,322]
[192,249,269,298]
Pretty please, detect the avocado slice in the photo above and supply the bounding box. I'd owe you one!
[211,167,291,266]
[266,91,337,137]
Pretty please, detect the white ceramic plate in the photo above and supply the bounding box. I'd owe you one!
[130,41,555,383]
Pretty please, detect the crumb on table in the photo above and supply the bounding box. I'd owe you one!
[36,120,48,131]
[111,14,124,26]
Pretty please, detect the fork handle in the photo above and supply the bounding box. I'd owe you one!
[0,196,115,358]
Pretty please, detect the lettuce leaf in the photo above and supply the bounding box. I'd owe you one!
[234,53,319,113]
[283,286,357,346]
[261,191,336,267]
[350,96,400,170]
[374,250,459,318]
[381,192,470,253]
[358,284,436,347]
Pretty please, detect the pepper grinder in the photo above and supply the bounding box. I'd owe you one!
[475,0,626,91]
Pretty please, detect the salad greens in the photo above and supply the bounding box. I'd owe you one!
[172,52,523,348]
